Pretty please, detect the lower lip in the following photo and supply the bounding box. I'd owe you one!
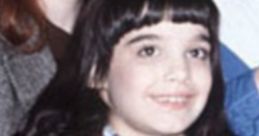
[149,97,192,111]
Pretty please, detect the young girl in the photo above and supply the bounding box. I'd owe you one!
[15,0,231,135]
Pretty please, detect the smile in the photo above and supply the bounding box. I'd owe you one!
[148,93,195,110]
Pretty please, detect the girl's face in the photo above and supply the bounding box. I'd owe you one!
[100,21,212,136]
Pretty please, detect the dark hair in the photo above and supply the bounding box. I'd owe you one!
[15,0,231,136]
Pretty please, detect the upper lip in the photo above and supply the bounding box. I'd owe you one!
[148,91,195,98]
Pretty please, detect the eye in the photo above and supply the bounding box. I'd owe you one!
[187,48,209,60]
[137,45,159,57]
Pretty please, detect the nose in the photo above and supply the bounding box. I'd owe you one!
[164,59,189,83]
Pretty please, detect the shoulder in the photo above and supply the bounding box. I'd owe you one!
[0,32,57,113]
[0,32,56,75]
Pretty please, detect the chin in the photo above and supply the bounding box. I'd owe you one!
[148,123,190,135]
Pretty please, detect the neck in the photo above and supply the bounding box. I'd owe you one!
[40,0,81,34]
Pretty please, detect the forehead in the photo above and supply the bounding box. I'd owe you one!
[118,21,209,44]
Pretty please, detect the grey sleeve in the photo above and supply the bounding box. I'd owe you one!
[0,50,19,136]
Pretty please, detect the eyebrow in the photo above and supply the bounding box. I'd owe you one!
[126,34,159,45]
[197,33,210,43]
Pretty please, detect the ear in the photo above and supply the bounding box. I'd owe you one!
[99,79,111,107]
[86,64,111,106]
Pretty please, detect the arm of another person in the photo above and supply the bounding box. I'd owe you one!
[220,44,250,82]
[221,44,259,136]
[225,69,259,136]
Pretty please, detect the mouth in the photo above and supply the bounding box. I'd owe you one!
[148,93,195,111]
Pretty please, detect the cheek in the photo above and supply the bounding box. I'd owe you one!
[106,61,156,102]
[189,63,212,119]
[109,65,146,89]
[190,62,212,95]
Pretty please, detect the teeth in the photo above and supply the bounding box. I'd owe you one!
[154,96,187,103]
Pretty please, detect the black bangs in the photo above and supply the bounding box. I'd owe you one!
[170,0,218,27]
[99,0,147,47]
[99,0,167,48]
[99,0,218,48]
